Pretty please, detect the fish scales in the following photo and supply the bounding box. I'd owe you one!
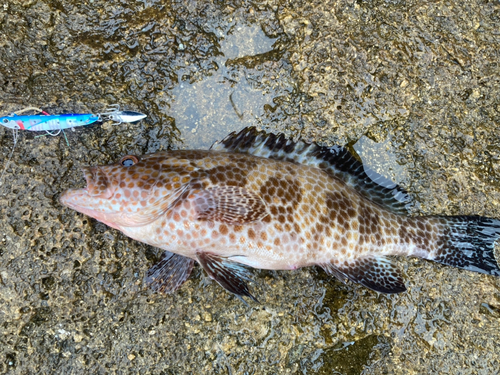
[60,127,500,301]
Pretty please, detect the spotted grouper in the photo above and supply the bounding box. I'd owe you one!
[60,127,500,302]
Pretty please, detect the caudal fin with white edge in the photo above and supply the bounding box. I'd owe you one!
[428,216,500,276]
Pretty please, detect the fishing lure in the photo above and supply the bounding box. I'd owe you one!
[0,105,147,136]
[98,104,147,125]
[0,113,100,133]
[0,105,147,183]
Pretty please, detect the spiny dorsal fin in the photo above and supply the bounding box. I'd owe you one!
[212,127,412,215]
[321,256,406,294]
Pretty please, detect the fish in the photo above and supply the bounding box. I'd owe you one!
[60,127,500,302]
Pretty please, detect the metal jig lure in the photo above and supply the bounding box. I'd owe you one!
[0,105,147,185]
[0,104,147,136]
[98,104,147,125]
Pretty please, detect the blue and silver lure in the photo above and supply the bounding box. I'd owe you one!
[0,113,100,132]
[0,105,147,182]
[0,105,147,135]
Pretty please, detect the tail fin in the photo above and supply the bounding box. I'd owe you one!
[429,216,500,276]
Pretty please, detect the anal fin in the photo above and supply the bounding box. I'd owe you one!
[145,251,195,293]
[196,252,258,303]
[321,256,406,294]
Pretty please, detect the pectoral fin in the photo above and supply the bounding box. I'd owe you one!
[196,251,258,303]
[193,186,268,224]
[321,256,406,294]
[145,251,194,293]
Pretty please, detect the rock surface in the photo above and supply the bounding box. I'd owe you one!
[0,0,499,374]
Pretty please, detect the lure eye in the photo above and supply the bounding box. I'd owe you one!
[2,118,9,123]
[120,155,139,167]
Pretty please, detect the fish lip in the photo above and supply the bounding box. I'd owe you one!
[59,168,92,208]
[81,166,94,195]
[59,186,86,209]
[59,167,93,208]
[81,166,115,198]
[59,165,116,210]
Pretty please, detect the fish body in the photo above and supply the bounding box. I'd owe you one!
[60,127,500,300]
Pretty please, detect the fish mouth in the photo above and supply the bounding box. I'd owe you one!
[81,166,95,195]
[81,166,115,198]
[60,166,114,209]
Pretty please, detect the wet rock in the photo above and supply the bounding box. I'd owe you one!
[0,0,499,374]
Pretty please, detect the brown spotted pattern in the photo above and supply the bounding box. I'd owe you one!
[61,149,454,274]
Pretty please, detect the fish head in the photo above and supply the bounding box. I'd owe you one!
[60,153,196,229]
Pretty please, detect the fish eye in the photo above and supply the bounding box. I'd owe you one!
[120,155,139,167]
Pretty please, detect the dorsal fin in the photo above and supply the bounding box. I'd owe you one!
[211,127,412,215]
